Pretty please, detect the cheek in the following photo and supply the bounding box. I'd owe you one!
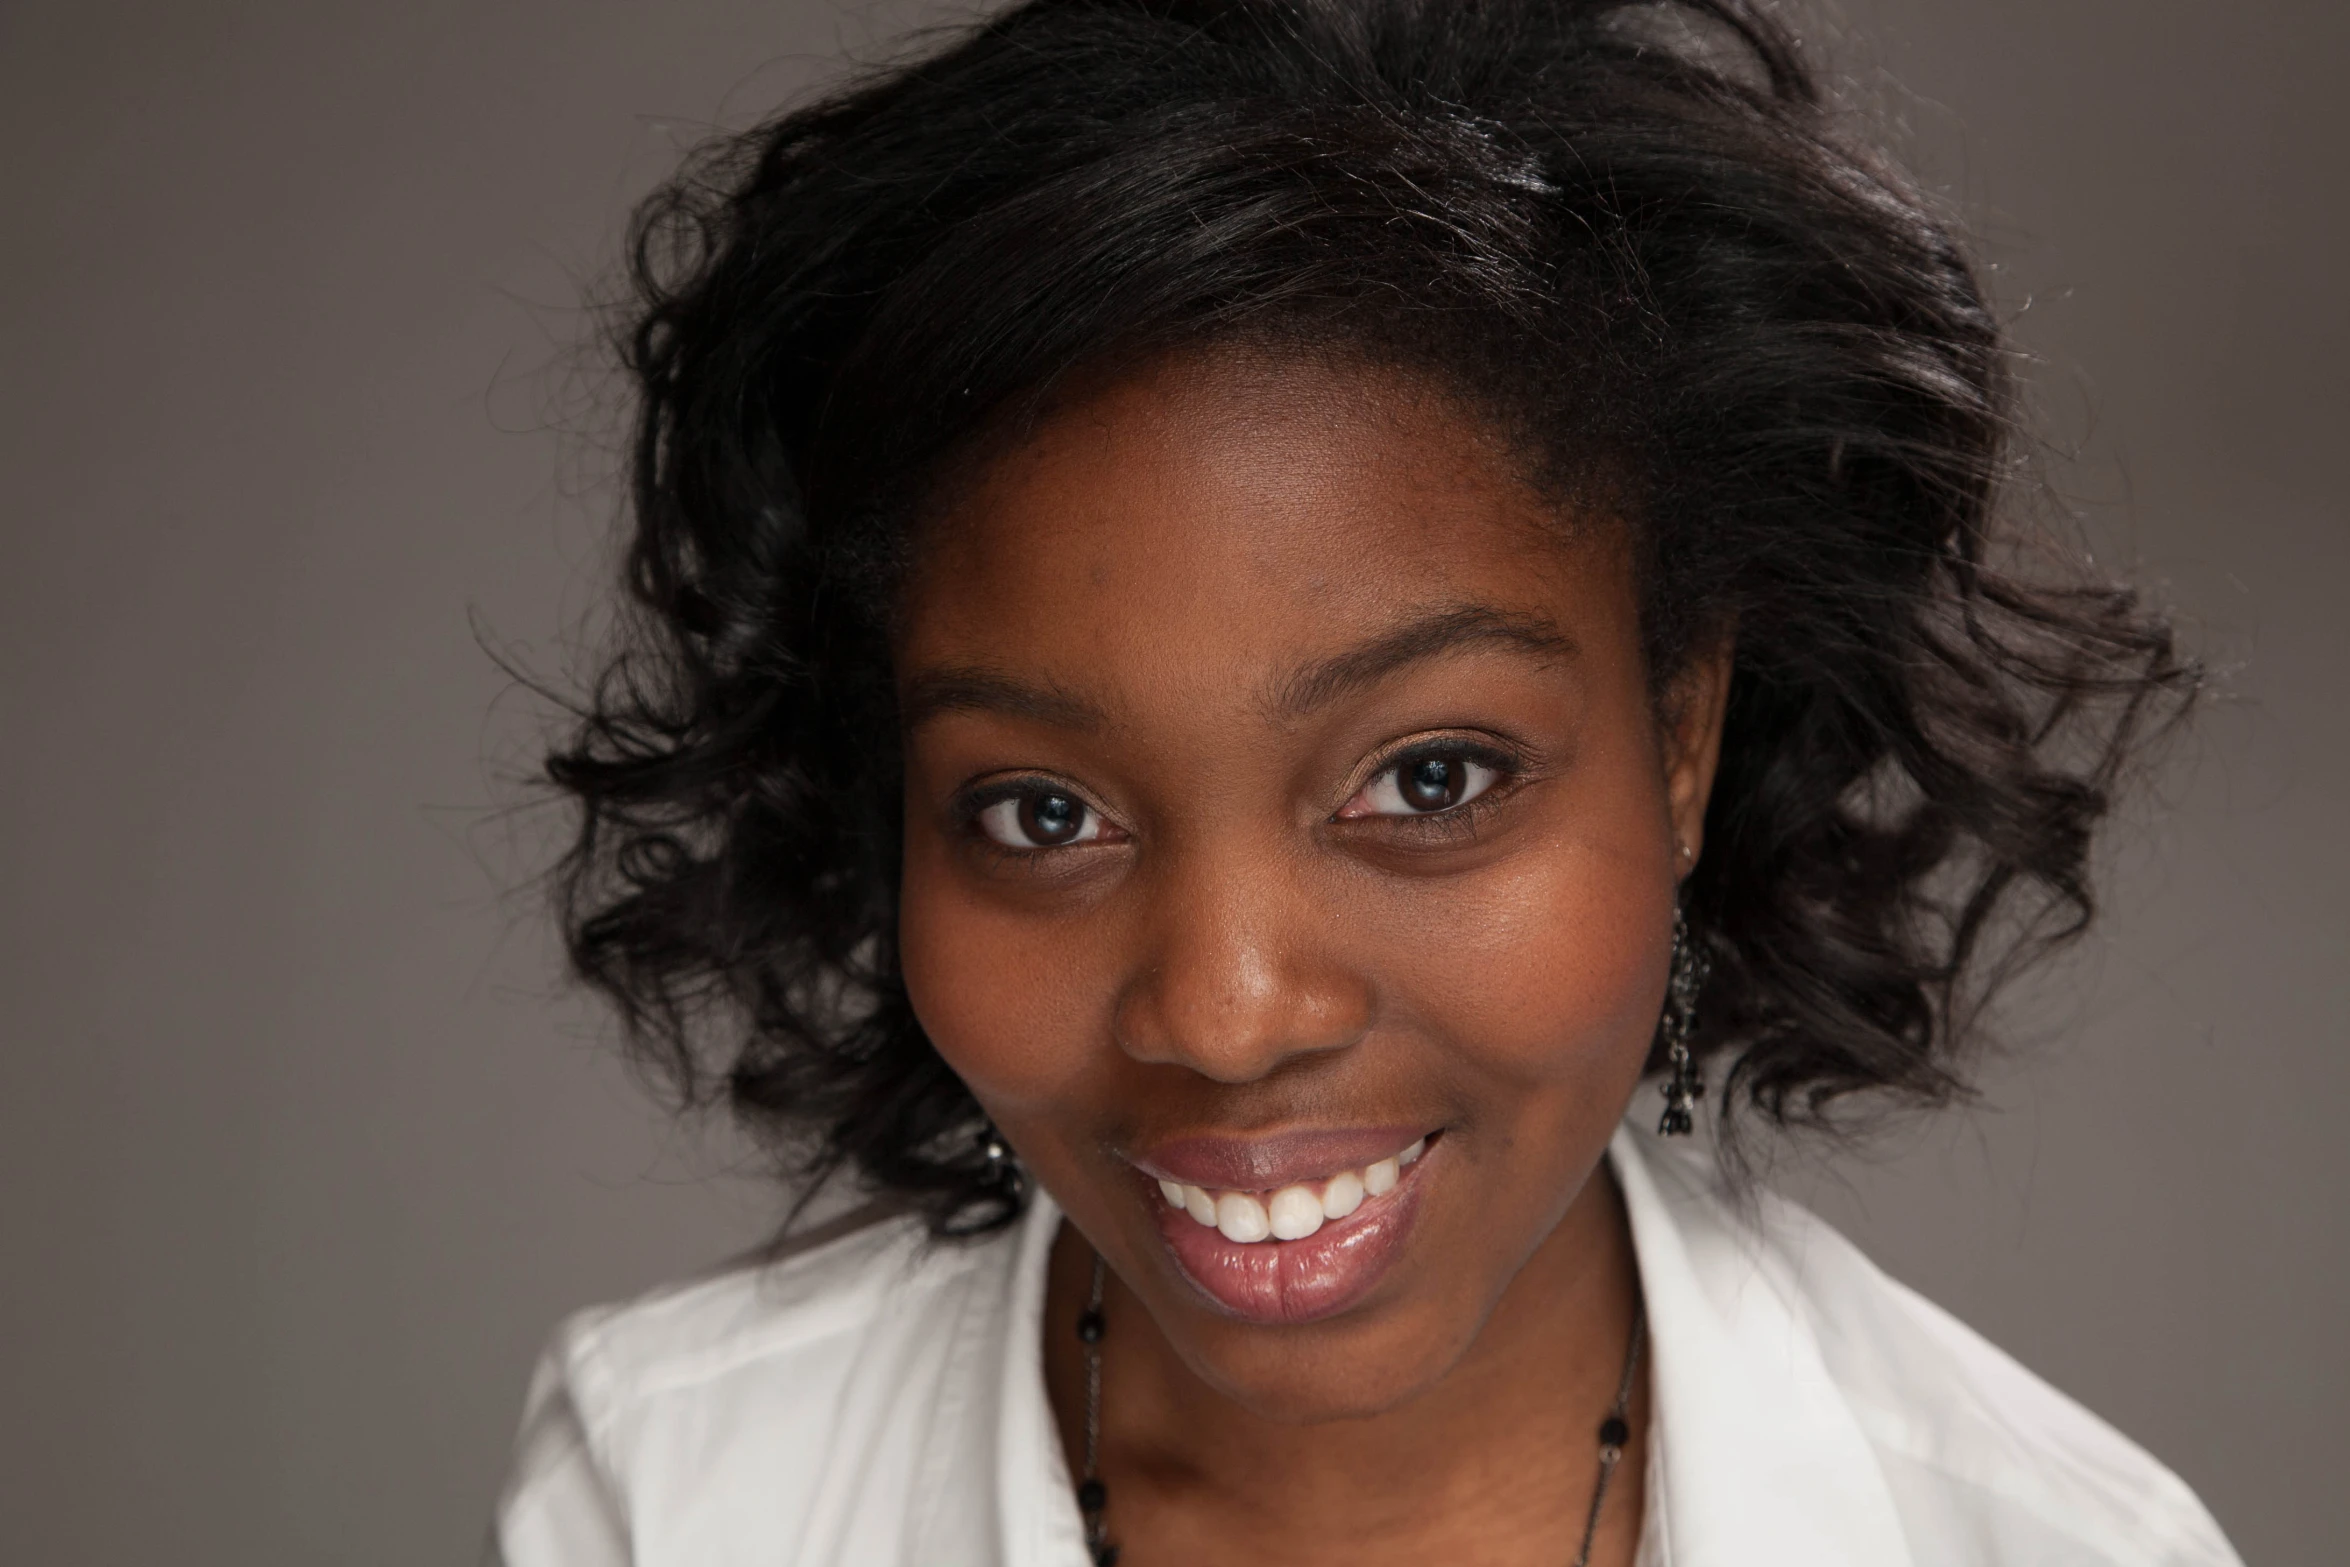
[1375,795,1675,1105]
[898,842,1109,1115]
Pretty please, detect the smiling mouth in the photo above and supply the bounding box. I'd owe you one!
[1154,1136,1428,1243]
[1133,1130,1440,1323]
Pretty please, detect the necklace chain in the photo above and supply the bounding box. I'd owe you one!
[1075,1253,1646,1567]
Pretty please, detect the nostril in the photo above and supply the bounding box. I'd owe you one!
[1111,961,1373,1084]
[1111,992,1362,1082]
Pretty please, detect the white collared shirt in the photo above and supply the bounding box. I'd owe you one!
[493,1127,2241,1565]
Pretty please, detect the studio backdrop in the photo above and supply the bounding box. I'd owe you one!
[0,2,2341,1562]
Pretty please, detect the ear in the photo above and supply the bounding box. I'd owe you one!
[1661,634,1735,882]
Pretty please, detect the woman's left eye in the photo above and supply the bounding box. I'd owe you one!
[1342,750,1504,819]
[974,789,1106,849]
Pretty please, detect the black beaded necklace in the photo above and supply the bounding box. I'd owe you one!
[1071,1254,1648,1567]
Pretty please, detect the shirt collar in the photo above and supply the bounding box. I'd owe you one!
[990,1186,1093,1567]
[1613,1125,1914,1567]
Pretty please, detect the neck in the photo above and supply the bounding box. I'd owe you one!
[1044,1163,1649,1567]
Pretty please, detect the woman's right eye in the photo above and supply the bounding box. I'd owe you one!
[974,789,1105,850]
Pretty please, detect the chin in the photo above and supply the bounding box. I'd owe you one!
[1168,1295,1486,1426]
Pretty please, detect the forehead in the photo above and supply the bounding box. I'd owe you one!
[897,347,1630,702]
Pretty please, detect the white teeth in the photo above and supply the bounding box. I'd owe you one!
[1159,1137,1429,1242]
[1320,1169,1364,1220]
[1267,1185,1325,1241]
[1215,1191,1271,1243]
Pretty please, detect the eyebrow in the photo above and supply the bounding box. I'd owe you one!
[1266,603,1578,720]
[897,603,1576,733]
[898,666,1109,732]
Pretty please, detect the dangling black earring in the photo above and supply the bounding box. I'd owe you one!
[1657,904,1709,1137]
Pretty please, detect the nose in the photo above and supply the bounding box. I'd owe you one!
[1111,836,1372,1083]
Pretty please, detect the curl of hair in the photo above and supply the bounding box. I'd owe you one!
[547,0,2193,1235]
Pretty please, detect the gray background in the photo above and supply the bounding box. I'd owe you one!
[1,1,2341,1561]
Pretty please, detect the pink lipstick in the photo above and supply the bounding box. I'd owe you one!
[1130,1129,1436,1324]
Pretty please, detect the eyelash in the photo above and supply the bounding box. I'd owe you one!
[1342,737,1529,833]
[951,735,1532,859]
[952,777,1119,860]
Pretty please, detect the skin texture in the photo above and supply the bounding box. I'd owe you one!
[896,346,1731,1566]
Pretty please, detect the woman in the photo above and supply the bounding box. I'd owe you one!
[495,2,2239,1562]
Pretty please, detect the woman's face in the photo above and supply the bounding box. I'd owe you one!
[896,347,1726,1421]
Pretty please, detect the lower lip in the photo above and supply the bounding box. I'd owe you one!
[1149,1155,1431,1325]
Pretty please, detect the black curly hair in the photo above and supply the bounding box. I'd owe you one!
[547,0,2191,1235]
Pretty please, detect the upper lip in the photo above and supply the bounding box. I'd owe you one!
[1126,1126,1430,1191]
